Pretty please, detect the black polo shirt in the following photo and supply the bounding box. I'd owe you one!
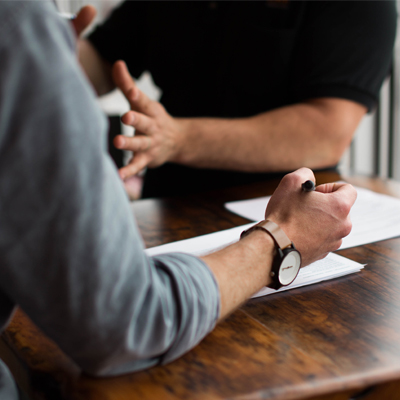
[89,1,397,197]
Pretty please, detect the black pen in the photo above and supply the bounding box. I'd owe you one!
[302,180,315,192]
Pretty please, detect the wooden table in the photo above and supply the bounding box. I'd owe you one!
[2,172,400,400]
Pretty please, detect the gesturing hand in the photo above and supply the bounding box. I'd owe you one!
[265,168,357,267]
[112,61,184,180]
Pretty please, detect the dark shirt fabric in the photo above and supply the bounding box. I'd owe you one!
[89,1,397,197]
[0,2,220,399]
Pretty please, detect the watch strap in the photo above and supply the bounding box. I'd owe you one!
[241,219,301,290]
[241,220,292,250]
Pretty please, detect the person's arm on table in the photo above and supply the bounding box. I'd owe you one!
[202,168,355,319]
[112,62,366,179]
[77,48,364,179]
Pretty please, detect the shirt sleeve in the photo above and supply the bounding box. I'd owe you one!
[290,1,397,112]
[0,2,219,376]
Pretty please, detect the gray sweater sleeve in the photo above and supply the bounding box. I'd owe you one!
[0,2,219,376]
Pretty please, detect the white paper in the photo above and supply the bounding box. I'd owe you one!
[225,186,400,250]
[145,225,364,297]
[145,224,252,257]
[253,253,363,297]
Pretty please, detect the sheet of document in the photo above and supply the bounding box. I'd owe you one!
[145,225,364,298]
[225,186,400,250]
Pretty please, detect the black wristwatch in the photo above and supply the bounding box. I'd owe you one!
[240,220,302,290]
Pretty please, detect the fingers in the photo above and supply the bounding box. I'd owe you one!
[284,169,356,210]
[266,168,357,267]
[342,215,353,239]
[316,182,358,210]
[72,5,96,36]
[114,134,153,180]
[314,182,356,239]
[121,110,154,134]
[274,167,315,195]
[291,167,315,184]
[118,153,150,180]
[125,87,155,116]
[112,61,135,97]
[112,62,156,115]
[315,181,347,193]
[114,134,152,152]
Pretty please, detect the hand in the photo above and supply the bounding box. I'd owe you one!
[265,168,357,266]
[71,5,97,37]
[112,61,184,180]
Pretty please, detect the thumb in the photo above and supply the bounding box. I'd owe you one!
[72,5,97,37]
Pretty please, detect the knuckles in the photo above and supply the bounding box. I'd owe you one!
[146,100,165,117]
[281,167,314,189]
[341,218,353,239]
[280,172,300,189]
[334,239,343,251]
[332,195,353,218]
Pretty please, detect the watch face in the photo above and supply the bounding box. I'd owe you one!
[279,251,301,286]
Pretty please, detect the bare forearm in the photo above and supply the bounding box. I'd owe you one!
[111,64,367,179]
[201,230,274,320]
[78,39,114,96]
[175,98,366,172]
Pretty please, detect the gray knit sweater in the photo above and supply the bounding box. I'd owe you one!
[0,2,219,399]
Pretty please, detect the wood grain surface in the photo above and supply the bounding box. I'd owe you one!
[2,172,400,400]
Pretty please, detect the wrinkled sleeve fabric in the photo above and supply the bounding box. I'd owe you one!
[290,1,397,112]
[0,2,219,377]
